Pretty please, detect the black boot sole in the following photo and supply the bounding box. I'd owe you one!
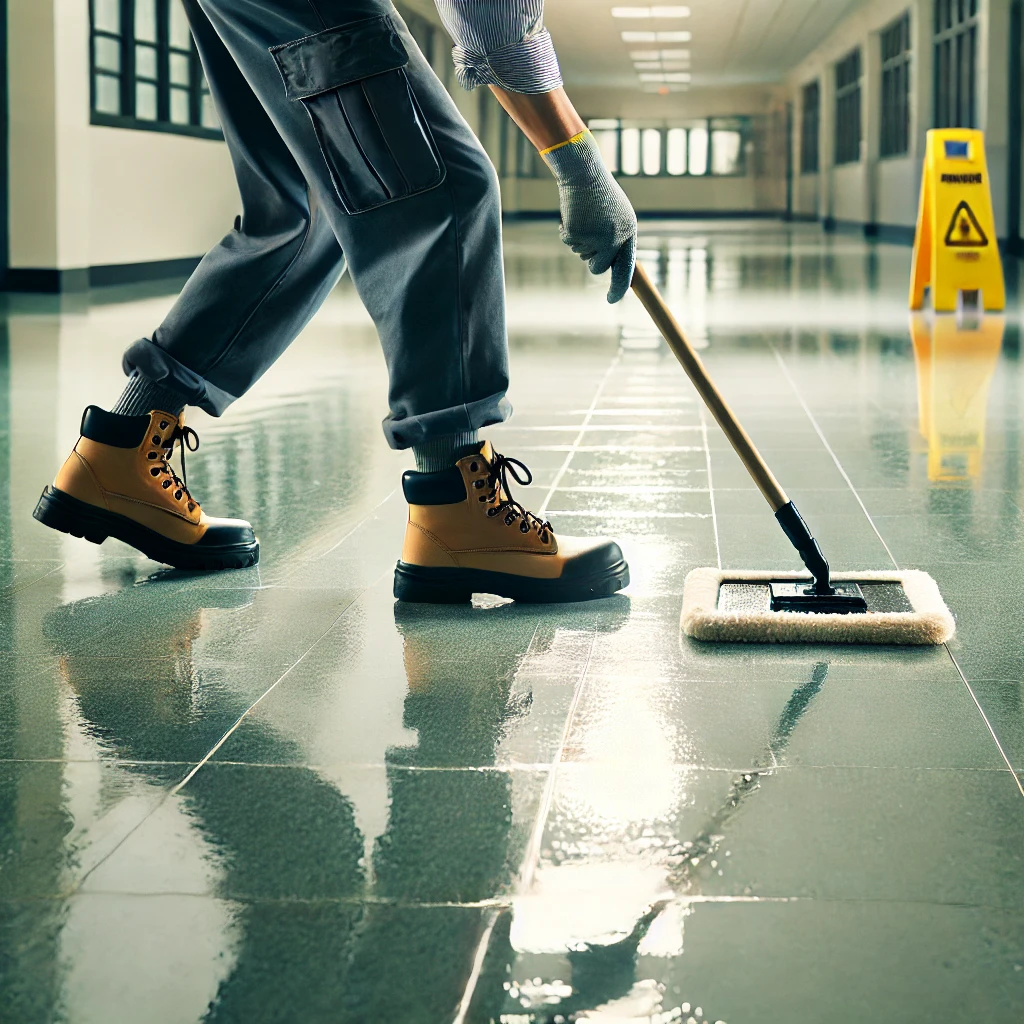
[393,559,629,604]
[33,485,260,571]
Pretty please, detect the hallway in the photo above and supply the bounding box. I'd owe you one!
[3,220,1024,1022]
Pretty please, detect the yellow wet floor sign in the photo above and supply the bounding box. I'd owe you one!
[910,129,1005,311]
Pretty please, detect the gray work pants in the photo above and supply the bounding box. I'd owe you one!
[123,0,511,449]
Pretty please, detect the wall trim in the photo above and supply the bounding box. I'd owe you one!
[2,256,203,293]
[502,209,786,222]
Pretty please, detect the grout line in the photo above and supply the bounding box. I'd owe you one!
[320,489,396,557]
[71,569,390,893]
[168,577,388,796]
[452,908,500,1024]
[770,345,899,569]
[771,345,1024,800]
[944,648,1024,798]
[699,406,722,570]
[518,633,596,893]
[540,353,623,516]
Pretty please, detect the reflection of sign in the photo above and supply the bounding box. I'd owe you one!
[909,314,1004,483]
[910,129,1005,311]
[943,201,988,247]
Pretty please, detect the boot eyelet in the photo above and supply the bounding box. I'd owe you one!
[174,490,182,500]
[520,523,529,534]
[152,435,161,445]
[150,468,160,477]
[474,480,483,489]
[162,480,172,489]
[188,503,195,512]
[486,508,498,517]
[159,421,169,429]
[478,495,487,502]
[470,462,478,473]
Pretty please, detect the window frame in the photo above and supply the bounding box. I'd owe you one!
[933,0,979,129]
[800,80,820,173]
[834,47,863,166]
[89,0,223,141]
[879,11,912,158]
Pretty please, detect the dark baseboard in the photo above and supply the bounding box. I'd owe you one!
[2,256,203,293]
[89,256,202,288]
[502,209,785,222]
[3,267,90,292]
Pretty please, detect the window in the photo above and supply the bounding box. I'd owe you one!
[800,80,820,173]
[880,12,912,157]
[90,0,221,138]
[933,0,978,128]
[588,119,748,178]
[834,48,862,165]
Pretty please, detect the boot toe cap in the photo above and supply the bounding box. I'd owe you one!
[197,517,257,548]
[557,537,627,579]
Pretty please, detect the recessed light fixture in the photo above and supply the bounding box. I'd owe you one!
[638,71,692,82]
[612,5,691,16]
[622,30,692,42]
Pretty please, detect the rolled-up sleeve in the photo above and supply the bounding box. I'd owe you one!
[433,0,563,94]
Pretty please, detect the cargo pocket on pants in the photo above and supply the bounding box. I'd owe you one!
[271,15,445,215]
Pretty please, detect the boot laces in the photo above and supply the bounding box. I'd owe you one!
[148,422,200,512]
[481,451,553,543]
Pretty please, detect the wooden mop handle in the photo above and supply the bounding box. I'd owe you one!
[630,261,790,513]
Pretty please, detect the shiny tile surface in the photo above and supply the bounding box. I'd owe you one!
[2,221,1024,1021]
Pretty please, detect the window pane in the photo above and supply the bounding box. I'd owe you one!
[592,129,619,173]
[170,52,191,86]
[94,35,121,72]
[170,88,190,124]
[641,128,661,174]
[711,130,742,174]
[93,0,120,34]
[169,1,192,50]
[94,73,121,115]
[136,82,158,120]
[201,91,220,129]
[135,0,158,42]
[666,127,687,174]
[688,126,708,175]
[136,44,158,80]
[621,127,641,174]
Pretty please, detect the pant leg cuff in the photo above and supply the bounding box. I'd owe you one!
[122,338,238,417]
[383,394,512,450]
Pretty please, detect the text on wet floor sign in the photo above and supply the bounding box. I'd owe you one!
[909,129,1005,311]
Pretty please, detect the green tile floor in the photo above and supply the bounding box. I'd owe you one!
[2,221,1024,1022]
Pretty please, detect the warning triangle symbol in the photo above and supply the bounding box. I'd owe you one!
[944,200,988,248]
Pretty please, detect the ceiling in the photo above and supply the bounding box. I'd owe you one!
[545,0,866,91]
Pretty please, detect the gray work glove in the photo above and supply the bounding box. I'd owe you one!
[542,130,638,303]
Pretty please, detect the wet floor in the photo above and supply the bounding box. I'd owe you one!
[2,220,1024,1022]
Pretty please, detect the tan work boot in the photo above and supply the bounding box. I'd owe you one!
[394,441,628,603]
[33,406,259,570]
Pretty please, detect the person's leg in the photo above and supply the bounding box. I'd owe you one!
[116,0,347,417]
[34,0,348,571]
[191,0,510,454]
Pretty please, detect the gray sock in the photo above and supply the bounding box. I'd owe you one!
[111,371,187,418]
[413,431,480,473]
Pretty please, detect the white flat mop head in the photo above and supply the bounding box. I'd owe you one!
[682,568,954,645]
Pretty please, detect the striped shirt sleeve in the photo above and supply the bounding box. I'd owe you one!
[432,0,563,94]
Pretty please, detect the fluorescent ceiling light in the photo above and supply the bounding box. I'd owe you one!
[638,71,691,82]
[633,61,663,70]
[588,118,621,129]
[622,30,692,41]
[661,61,690,70]
[629,49,660,59]
[659,49,690,58]
[612,5,691,16]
